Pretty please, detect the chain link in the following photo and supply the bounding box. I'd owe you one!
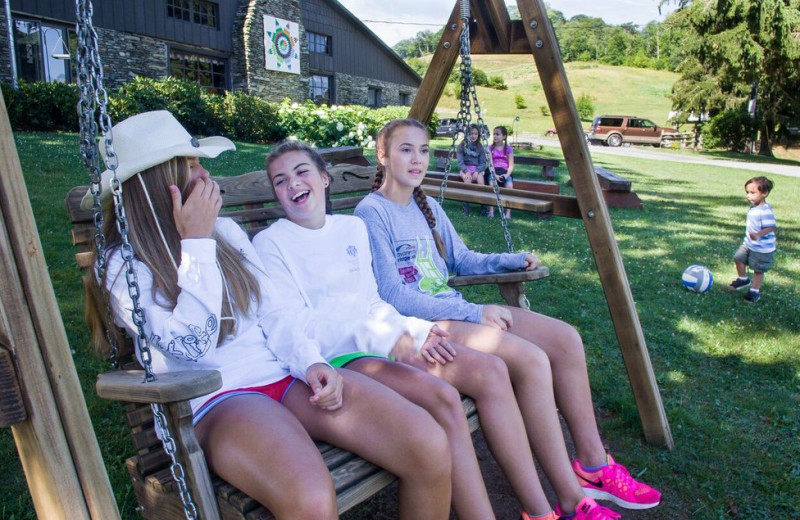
[75,1,198,517]
[440,6,514,254]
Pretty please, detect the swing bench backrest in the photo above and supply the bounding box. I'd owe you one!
[65,146,544,519]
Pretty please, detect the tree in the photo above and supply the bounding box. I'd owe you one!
[666,0,800,155]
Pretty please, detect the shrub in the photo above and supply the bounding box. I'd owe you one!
[702,109,759,152]
[2,80,79,131]
[108,77,209,135]
[515,93,527,109]
[488,75,507,90]
[576,93,594,121]
[540,105,550,116]
[471,68,488,87]
[205,91,285,143]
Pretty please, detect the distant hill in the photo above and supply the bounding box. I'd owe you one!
[432,55,680,135]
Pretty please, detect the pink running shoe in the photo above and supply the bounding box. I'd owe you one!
[520,511,559,520]
[572,455,662,510]
[555,497,620,519]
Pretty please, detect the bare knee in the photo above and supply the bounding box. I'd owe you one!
[402,420,452,483]
[425,379,468,430]
[274,485,338,520]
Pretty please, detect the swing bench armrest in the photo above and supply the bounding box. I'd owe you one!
[448,266,550,287]
[96,369,222,404]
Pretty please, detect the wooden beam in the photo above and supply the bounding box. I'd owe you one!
[516,0,673,449]
[408,3,462,123]
[475,0,511,53]
[0,91,121,517]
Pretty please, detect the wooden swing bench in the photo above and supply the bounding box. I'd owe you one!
[65,146,550,519]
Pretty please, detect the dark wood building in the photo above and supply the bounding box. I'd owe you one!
[0,0,420,106]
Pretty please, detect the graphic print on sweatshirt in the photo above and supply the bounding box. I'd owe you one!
[395,237,453,296]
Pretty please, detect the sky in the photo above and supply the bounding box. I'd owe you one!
[337,1,677,47]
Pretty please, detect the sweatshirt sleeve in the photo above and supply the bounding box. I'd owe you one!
[434,199,529,276]
[106,238,224,365]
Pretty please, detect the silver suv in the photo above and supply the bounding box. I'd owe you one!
[588,115,679,147]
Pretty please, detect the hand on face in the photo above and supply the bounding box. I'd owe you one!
[170,175,221,239]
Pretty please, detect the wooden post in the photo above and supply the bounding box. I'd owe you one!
[0,90,121,516]
[516,0,673,448]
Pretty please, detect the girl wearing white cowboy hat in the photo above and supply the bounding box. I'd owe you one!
[84,110,452,519]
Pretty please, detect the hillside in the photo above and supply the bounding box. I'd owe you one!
[432,55,680,135]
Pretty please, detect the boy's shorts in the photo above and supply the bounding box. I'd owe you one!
[734,244,774,272]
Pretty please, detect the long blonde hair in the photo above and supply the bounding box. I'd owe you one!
[372,118,447,260]
[84,157,260,357]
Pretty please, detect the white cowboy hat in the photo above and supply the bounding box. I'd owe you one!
[80,110,235,210]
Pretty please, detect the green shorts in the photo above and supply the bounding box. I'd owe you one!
[328,352,390,368]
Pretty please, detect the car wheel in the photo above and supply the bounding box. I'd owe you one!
[607,133,622,147]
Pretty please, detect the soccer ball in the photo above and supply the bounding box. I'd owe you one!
[682,265,713,293]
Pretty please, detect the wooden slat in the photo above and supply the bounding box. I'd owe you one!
[96,369,223,404]
[420,183,553,214]
[448,266,549,287]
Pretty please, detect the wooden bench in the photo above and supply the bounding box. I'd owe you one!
[514,155,560,181]
[66,149,550,519]
[566,166,643,209]
[433,149,560,181]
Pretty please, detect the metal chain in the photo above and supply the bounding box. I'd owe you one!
[440,2,514,253]
[75,1,198,517]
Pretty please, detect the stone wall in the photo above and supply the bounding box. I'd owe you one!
[234,0,307,101]
[335,72,415,107]
[96,27,168,89]
[0,8,12,85]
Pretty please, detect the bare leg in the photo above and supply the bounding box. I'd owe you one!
[752,270,764,290]
[406,345,556,515]
[195,394,338,520]
[504,179,513,218]
[347,357,495,520]
[438,318,590,513]
[735,259,747,278]
[284,369,452,520]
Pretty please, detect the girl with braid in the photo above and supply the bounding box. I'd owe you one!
[255,140,612,520]
[355,118,663,517]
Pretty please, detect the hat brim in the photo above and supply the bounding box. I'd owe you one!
[80,136,235,210]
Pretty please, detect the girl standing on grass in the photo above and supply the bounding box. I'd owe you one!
[255,140,618,520]
[484,125,514,219]
[354,118,663,517]
[84,111,452,520]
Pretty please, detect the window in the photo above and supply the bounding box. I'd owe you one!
[399,92,411,106]
[367,87,382,107]
[166,0,190,21]
[309,75,332,105]
[167,0,218,28]
[13,20,73,83]
[170,50,227,92]
[308,32,331,55]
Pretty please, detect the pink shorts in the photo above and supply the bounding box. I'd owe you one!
[193,375,296,426]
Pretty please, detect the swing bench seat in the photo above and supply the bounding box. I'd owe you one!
[68,146,549,519]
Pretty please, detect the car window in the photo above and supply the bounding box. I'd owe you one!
[599,117,623,127]
[640,119,656,129]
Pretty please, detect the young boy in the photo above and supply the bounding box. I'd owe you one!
[728,176,777,303]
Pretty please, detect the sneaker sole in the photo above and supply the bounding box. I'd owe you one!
[728,283,751,291]
[582,488,661,510]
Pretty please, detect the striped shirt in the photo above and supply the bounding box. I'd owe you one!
[744,202,777,253]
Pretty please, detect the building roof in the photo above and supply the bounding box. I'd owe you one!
[326,0,422,84]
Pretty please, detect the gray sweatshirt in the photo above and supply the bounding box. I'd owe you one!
[354,191,528,323]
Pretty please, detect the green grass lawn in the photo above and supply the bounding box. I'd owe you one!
[434,58,680,135]
[2,131,799,518]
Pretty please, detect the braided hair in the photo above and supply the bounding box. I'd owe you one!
[374,118,447,260]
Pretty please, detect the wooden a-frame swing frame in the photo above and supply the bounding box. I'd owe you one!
[0,0,670,517]
[409,0,672,449]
